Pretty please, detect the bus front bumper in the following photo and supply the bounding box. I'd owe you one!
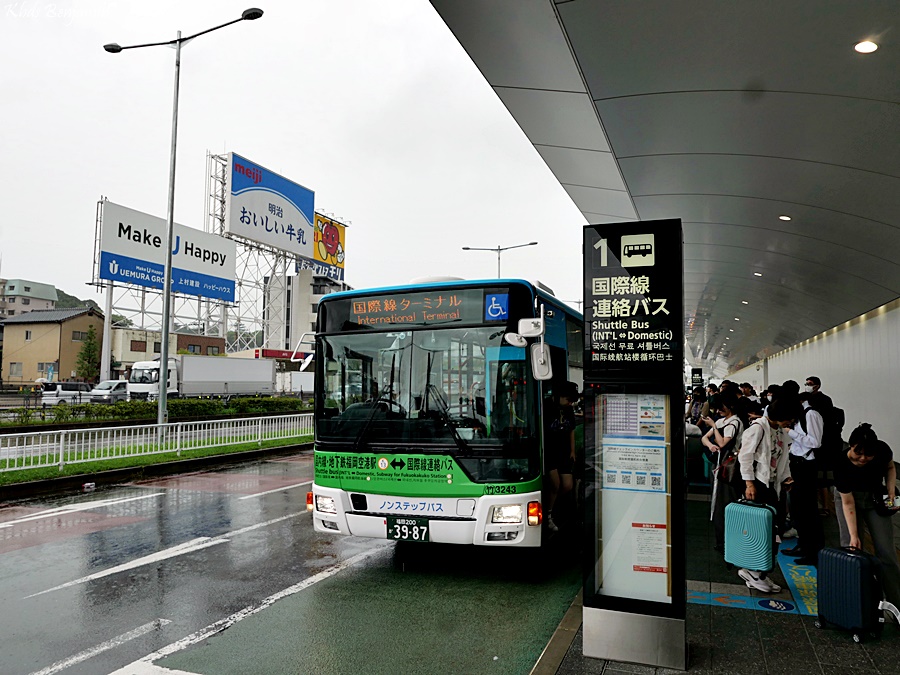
[311,485,544,547]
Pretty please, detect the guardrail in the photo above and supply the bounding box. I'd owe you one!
[0,413,314,473]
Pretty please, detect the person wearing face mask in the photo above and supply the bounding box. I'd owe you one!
[833,425,900,611]
[734,397,796,593]
[804,376,833,414]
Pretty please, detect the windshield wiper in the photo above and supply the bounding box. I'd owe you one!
[426,382,469,455]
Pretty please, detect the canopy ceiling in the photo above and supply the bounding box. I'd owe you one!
[431,0,899,376]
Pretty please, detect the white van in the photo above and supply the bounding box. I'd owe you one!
[89,380,128,403]
[41,382,92,406]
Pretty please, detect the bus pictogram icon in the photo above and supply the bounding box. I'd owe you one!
[620,234,655,267]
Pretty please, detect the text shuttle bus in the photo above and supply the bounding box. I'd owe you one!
[303,278,583,546]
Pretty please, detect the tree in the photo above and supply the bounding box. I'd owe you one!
[76,325,101,382]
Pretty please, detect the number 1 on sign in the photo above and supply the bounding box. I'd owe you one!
[593,238,608,266]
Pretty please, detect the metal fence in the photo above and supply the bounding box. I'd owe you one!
[0,413,314,473]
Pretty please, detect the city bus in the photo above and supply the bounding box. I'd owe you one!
[299,277,583,546]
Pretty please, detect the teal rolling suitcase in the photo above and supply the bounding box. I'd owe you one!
[724,499,776,572]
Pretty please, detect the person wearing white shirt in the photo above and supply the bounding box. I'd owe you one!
[735,398,796,593]
[782,394,825,564]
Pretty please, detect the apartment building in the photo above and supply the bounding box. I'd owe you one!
[1,307,104,386]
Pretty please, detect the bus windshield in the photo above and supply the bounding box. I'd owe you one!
[316,326,539,478]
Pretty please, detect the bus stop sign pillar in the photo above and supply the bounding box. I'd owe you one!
[581,220,686,670]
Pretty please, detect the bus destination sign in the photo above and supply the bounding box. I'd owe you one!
[342,289,488,327]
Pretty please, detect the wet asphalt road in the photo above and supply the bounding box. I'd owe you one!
[0,453,580,675]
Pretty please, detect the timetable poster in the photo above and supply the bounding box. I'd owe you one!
[602,393,666,439]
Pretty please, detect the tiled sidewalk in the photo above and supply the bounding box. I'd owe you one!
[549,497,900,674]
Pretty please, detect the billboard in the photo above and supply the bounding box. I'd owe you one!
[99,201,236,302]
[223,152,316,256]
[296,213,346,281]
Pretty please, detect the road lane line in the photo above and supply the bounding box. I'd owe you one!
[226,510,309,536]
[237,480,312,500]
[25,511,308,598]
[0,493,165,529]
[26,538,228,597]
[27,619,171,675]
[124,544,392,666]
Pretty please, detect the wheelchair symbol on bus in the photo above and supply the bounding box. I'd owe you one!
[485,294,509,321]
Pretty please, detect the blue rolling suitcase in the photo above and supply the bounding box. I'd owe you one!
[815,547,884,642]
[724,500,776,572]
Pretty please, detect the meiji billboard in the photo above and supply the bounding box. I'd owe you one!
[99,201,236,302]
[224,152,316,255]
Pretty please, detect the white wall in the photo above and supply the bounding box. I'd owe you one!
[728,298,900,445]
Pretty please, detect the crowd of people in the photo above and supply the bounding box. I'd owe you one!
[686,376,899,612]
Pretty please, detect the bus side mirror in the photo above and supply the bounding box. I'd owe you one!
[290,332,315,363]
[298,353,314,372]
[531,343,552,380]
[503,333,527,348]
[517,316,544,338]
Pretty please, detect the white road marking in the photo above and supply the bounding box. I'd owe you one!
[27,619,171,675]
[124,545,392,667]
[0,493,165,529]
[237,480,312,500]
[25,511,308,598]
[108,664,200,675]
[26,538,228,597]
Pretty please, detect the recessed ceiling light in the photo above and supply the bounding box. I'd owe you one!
[734,317,740,321]
[742,301,749,305]
[754,272,763,277]
[729,329,734,332]
[778,215,792,221]
[726,337,730,340]
[855,40,878,54]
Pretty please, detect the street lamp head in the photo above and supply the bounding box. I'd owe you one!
[103,43,123,53]
[242,7,264,20]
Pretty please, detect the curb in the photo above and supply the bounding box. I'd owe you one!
[0,442,313,503]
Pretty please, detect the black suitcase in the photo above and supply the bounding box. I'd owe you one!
[815,547,885,642]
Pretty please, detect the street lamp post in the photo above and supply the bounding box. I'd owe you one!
[104,8,263,428]
[461,241,538,278]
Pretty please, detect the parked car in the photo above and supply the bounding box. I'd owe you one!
[41,381,92,406]
[89,380,128,404]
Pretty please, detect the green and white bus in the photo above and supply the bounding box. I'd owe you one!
[301,277,583,546]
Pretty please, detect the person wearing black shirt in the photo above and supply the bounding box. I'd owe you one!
[833,424,900,610]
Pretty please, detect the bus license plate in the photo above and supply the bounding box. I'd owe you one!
[386,516,429,542]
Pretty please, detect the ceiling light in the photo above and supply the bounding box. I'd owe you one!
[855,41,878,54]
[742,301,749,305]
[734,317,740,321]
[753,272,763,277]
[778,215,791,221]
[726,337,730,340]
[729,329,734,332]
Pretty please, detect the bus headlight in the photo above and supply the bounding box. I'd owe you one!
[315,495,337,514]
[491,504,523,524]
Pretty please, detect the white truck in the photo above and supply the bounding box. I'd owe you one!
[127,355,276,401]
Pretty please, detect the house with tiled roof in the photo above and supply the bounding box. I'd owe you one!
[1,307,104,386]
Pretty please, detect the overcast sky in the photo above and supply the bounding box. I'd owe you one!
[1,0,587,310]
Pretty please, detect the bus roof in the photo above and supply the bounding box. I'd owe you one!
[319,278,582,320]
